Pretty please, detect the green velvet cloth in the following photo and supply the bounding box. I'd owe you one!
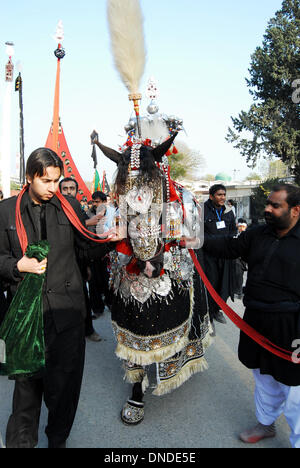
[0,241,49,378]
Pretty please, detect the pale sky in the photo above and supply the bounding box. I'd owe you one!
[0,0,284,184]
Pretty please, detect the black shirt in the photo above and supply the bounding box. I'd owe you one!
[31,202,47,241]
[204,220,300,304]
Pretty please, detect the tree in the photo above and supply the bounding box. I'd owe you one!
[250,177,282,220]
[244,172,262,181]
[168,141,206,181]
[268,159,289,178]
[203,174,216,181]
[10,181,21,191]
[226,0,300,183]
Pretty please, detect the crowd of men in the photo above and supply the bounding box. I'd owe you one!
[0,149,300,448]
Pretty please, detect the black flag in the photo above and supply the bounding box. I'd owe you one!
[91,144,97,169]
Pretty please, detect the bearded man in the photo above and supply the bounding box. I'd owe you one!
[203,184,300,448]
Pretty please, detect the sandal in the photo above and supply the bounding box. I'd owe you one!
[120,399,145,426]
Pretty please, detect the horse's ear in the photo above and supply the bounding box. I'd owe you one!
[94,141,122,165]
[152,133,178,162]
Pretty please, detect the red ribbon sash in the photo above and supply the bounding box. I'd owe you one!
[15,186,298,363]
[189,249,296,363]
[16,186,110,255]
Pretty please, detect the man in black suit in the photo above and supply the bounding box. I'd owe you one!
[0,148,113,448]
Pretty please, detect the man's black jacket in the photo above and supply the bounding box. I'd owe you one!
[202,199,237,306]
[204,220,300,385]
[0,191,112,333]
[204,220,300,304]
[204,199,236,237]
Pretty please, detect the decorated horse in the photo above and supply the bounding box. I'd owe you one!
[92,121,212,424]
[90,0,213,424]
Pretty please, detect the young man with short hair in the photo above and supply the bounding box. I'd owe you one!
[203,184,237,327]
[0,148,113,448]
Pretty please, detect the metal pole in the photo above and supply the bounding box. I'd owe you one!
[16,72,25,186]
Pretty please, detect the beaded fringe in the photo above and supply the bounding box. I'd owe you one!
[123,368,150,393]
[153,331,213,396]
[152,356,209,396]
[116,335,190,367]
[115,282,213,396]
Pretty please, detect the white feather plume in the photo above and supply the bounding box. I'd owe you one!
[107,0,146,94]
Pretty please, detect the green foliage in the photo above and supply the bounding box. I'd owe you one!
[250,177,282,219]
[203,174,216,181]
[168,142,206,181]
[244,172,262,181]
[227,0,300,183]
[10,181,21,191]
[168,152,187,180]
[268,159,289,178]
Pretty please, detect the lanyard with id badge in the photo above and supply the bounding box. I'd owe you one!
[216,208,226,230]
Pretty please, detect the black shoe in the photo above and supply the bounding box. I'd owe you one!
[213,310,227,324]
[48,441,66,448]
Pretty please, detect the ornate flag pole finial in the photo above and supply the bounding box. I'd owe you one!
[5,42,14,82]
[146,76,159,115]
[51,21,65,152]
[54,20,65,58]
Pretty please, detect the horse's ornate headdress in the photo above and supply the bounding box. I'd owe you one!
[91,130,177,179]
[91,0,178,175]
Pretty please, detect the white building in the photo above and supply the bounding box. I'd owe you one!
[180,177,261,223]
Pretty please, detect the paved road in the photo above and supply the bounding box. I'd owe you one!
[0,298,291,449]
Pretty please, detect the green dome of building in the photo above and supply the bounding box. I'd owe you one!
[215,172,232,182]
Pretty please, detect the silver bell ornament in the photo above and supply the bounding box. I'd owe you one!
[147,100,159,115]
